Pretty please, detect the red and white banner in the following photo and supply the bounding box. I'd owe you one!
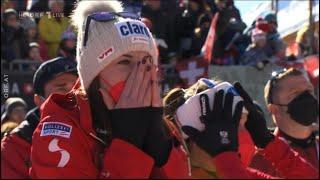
[174,13,219,88]
[175,56,209,87]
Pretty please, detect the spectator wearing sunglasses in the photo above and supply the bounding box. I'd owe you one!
[250,68,319,177]
[30,1,189,178]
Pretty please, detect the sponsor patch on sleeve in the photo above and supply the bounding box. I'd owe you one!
[40,122,72,138]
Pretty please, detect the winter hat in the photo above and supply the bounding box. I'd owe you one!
[251,28,266,43]
[264,12,277,25]
[71,1,158,90]
[3,8,17,20]
[61,30,77,41]
[20,16,37,30]
[1,97,27,122]
[29,42,39,48]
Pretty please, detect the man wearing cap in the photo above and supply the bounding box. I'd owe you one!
[249,68,319,177]
[1,57,78,179]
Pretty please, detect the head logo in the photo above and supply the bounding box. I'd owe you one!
[116,21,150,38]
[97,47,114,63]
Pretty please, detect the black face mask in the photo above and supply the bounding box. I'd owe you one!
[276,91,319,126]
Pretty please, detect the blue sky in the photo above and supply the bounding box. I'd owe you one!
[234,0,319,36]
[234,0,262,17]
[234,0,268,26]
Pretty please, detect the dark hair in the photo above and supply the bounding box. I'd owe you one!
[87,77,112,145]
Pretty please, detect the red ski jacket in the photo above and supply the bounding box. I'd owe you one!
[249,128,319,178]
[1,107,40,179]
[29,83,190,179]
[25,81,319,179]
[214,136,319,179]
[1,134,30,178]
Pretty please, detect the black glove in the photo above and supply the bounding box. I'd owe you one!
[233,82,274,148]
[109,108,150,149]
[182,90,244,157]
[143,107,172,167]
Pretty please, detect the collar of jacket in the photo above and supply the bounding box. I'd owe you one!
[40,78,96,139]
[275,128,316,148]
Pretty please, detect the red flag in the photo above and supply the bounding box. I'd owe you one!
[201,13,219,63]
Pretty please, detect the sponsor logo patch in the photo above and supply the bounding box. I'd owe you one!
[40,122,72,138]
[131,37,149,44]
[115,21,150,38]
[97,47,114,63]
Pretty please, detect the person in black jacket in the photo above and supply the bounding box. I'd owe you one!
[1,9,27,61]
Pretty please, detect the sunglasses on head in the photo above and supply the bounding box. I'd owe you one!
[83,12,140,47]
[267,68,287,104]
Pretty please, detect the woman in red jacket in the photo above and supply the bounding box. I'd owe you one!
[30,1,189,178]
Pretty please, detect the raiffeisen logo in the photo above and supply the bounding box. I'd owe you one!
[116,21,150,38]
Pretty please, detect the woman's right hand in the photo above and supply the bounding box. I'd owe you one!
[98,59,153,149]
[99,59,152,109]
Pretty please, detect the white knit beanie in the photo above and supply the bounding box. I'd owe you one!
[71,1,158,89]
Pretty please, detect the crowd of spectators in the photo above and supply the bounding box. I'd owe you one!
[2,0,318,71]
[1,0,75,65]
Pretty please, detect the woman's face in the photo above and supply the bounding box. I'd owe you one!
[9,106,26,124]
[64,39,76,49]
[98,51,152,90]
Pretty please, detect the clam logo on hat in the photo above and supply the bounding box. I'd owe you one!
[115,21,150,38]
